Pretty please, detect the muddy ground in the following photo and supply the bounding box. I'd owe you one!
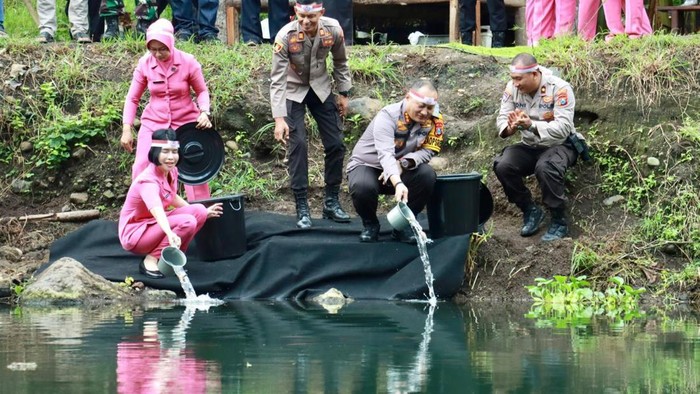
[0,44,693,305]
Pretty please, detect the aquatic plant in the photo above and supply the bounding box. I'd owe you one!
[525,275,646,327]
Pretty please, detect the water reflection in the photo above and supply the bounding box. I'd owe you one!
[1,302,699,393]
[116,306,221,393]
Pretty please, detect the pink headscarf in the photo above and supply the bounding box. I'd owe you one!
[146,19,176,72]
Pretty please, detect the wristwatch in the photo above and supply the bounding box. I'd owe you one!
[400,158,410,169]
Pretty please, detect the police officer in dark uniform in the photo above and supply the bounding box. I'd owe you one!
[241,0,290,45]
[459,0,507,47]
[494,53,585,242]
[270,0,353,229]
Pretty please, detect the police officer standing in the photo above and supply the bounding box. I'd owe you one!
[270,0,353,229]
[494,53,584,242]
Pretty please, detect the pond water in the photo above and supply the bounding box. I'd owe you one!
[1,301,698,393]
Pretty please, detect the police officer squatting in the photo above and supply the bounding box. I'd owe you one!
[494,53,589,242]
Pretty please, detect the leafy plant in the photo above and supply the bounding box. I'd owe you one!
[525,275,646,326]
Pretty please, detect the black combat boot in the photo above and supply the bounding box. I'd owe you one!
[102,16,122,40]
[520,203,545,237]
[492,31,506,48]
[359,220,380,243]
[294,190,312,229]
[541,207,568,242]
[135,18,151,37]
[322,185,351,223]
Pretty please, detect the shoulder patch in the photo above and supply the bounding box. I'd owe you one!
[555,87,569,107]
[273,41,284,53]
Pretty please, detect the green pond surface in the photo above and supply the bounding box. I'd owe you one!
[1,301,698,393]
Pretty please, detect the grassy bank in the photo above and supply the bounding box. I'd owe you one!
[1,10,700,304]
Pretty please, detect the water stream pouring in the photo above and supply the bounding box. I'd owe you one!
[387,202,437,305]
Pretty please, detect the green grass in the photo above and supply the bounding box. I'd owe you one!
[2,0,172,41]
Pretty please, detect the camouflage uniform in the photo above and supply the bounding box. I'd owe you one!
[134,0,160,21]
[99,0,124,17]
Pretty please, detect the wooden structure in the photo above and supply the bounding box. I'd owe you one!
[657,5,700,34]
[224,0,525,46]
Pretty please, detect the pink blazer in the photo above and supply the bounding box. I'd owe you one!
[123,49,211,132]
[118,164,179,251]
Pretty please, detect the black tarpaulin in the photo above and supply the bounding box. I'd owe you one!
[46,212,469,300]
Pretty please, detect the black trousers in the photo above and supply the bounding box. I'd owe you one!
[347,164,436,224]
[241,0,291,44]
[322,0,354,45]
[286,91,345,192]
[493,143,578,211]
[459,0,507,35]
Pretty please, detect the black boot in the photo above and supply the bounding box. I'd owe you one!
[520,204,545,237]
[322,185,350,223]
[492,31,506,48]
[461,31,473,45]
[135,19,151,37]
[294,190,312,229]
[541,207,568,242]
[102,16,121,40]
[359,220,380,243]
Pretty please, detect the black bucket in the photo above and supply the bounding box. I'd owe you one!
[427,173,482,238]
[193,194,246,261]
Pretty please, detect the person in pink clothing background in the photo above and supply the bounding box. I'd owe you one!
[121,18,214,202]
[525,0,576,46]
[602,0,652,40]
[118,129,222,279]
[578,0,652,41]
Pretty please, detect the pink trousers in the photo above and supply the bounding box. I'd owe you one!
[577,0,601,41]
[602,0,652,38]
[526,0,576,45]
[133,126,211,202]
[126,204,207,258]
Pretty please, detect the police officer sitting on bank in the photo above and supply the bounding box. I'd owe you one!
[346,79,443,243]
[270,0,352,229]
[494,53,585,242]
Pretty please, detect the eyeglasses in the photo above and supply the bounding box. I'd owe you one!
[149,47,170,54]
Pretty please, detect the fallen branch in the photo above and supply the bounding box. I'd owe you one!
[0,209,101,224]
[22,0,40,25]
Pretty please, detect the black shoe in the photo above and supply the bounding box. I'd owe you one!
[520,205,545,237]
[135,19,152,37]
[139,260,164,279]
[102,16,122,40]
[322,186,351,223]
[492,31,506,48]
[392,228,417,244]
[359,223,380,242]
[541,221,568,242]
[175,29,194,42]
[37,31,54,43]
[296,214,312,229]
[196,34,220,44]
[322,203,351,223]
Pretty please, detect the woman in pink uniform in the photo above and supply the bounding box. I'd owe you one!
[578,0,652,41]
[526,0,576,46]
[118,129,222,279]
[121,18,213,202]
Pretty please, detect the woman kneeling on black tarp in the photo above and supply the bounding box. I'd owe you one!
[118,128,223,279]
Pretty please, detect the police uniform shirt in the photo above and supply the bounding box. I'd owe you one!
[346,101,444,182]
[270,16,352,118]
[497,68,582,147]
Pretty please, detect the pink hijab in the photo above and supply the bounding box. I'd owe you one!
[146,19,176,73]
